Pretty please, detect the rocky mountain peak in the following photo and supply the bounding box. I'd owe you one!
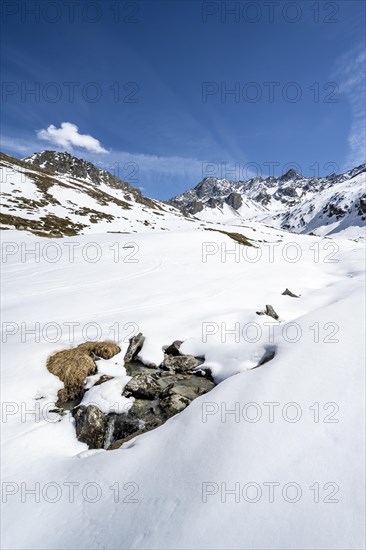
[23,150,136,194]
[168,161,366,236]
[279,168,302,182]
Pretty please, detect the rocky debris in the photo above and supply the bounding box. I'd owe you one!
[109,349,214,448]
[123,373,161,399]
[282,288,299,298]
[160,394,191,418]
[162,354,198,372]
[48,335,215,450]
[73,405,108,449]
[256,304,279,320]
[124,361,156,377]
[163,340,183,356]
[124,332,145,362]
[68,336,215,450]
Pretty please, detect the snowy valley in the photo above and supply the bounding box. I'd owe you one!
[1,150,365,549]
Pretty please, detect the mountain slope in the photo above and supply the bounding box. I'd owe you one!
[170,165,366,238]
[0,151,187,237]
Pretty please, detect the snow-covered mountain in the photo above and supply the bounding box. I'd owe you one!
[2,150,365,239]
[170,165,366,238]
[0,151,188,236]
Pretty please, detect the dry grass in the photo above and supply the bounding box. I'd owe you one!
[47,341,121,404]
[47,349,96,404]
[77,341,121,359]
[204,228,254,247]
[0,212,87,237]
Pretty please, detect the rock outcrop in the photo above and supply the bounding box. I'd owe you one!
[67,336,215,450]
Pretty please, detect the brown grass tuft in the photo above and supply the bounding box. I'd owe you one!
[46,341,121,405]
[77,341,121,359]
[47,349,96,404]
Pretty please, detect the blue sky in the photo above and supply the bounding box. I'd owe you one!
[1,0,365,199]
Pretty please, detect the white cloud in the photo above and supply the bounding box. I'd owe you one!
[37,122,108,154]
[334,44,366,168]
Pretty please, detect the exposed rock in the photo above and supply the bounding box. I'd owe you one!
[108,429,147,450]
[123,373,160,399]
[168,163,366,237]
[265,305,279,320]
[124,332,145,362]
[206,197,223,209]
[282,288,299,298]
[277,186,298,198]
[166,382,208,401]
[105,340,216,449]
[107,410,145,443]
[256,304,279,320]
[73,405,108,449]
[279,168,302,182]
[187,201,204,215]
[124,360,156,377]
[163,340,183,356]
[51,334,217,451]
[160,394,191,418]
[225,192,242,210]
[325,203,347,219]
[254,191,271,206]
[162,354,198,372]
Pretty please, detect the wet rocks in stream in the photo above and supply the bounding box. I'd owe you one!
[70,335,215,450]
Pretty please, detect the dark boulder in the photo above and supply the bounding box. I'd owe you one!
[124,332,145,362]
[163,340,183,356]
[282,288,299,298]
[73,405,108,449]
